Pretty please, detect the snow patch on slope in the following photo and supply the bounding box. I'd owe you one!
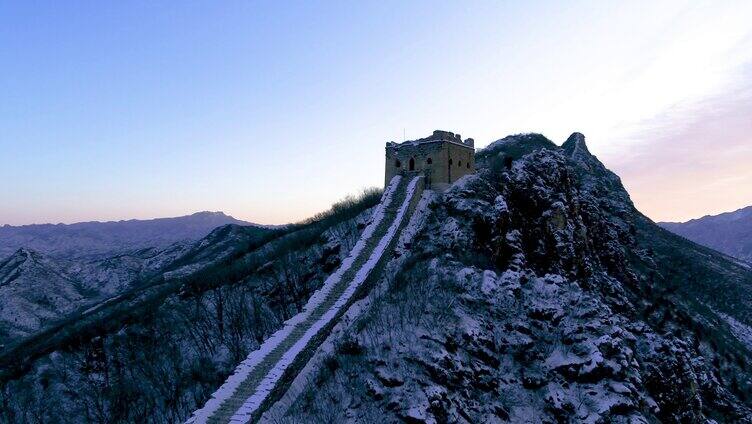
[715,309,752,351]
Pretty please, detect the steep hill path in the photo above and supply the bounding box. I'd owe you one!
[188,175,424,424]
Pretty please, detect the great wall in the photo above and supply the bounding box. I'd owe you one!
[188,131,474,423]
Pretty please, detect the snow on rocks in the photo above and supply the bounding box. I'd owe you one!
[493,195,508,213]
[398,405,430,424]
[480,270,498,295]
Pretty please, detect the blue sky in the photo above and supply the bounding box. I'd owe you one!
[2,1,752,225]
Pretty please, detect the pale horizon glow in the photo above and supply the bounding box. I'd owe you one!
[2,1,752,226]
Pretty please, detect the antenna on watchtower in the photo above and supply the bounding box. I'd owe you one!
[403,128,406,141]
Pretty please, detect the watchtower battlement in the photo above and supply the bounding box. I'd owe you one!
[385,130,475,191]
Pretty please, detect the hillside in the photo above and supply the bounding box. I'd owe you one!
[1,134,751,423]
[660,206,752,264]
[0,191,381,423]
[0,212,262,343]
[0,211,255,260]
[0,240,216,345]
[0,249,86,345]
[267,133,752,423]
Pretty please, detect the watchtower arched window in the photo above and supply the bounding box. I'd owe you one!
[395,159,401,168]
[466,162,470,169]
[449,158,453,166]
[458,160,462,167]
[409,157,415,171]
[426,157,432,165]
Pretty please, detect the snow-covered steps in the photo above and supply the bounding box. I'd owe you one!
[188,175,424,424]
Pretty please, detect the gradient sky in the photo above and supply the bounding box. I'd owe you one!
[2,1,751,226]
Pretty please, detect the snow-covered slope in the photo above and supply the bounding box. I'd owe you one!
[0,241,202,344]
[0,212,263,345]
[0,249,86,343]
[0,192,381,423]
[660,205,752,264]
[0,224,279,347]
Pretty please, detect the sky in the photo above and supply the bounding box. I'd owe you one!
[1,0,752,225]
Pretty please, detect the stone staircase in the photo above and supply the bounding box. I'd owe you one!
[188,175,424,424]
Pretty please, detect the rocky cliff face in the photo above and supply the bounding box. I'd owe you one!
[272,133,752,423]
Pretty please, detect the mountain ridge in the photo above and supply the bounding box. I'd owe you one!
[661,205,752,225]
[0,211,258,260]
[659,205,752,263]
[1,211,250,227]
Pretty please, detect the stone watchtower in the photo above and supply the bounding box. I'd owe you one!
[385,130,475,191]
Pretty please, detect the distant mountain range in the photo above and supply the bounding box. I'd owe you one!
[0,211,261,343]
[659,205,752,264]
[0,211,255,260]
